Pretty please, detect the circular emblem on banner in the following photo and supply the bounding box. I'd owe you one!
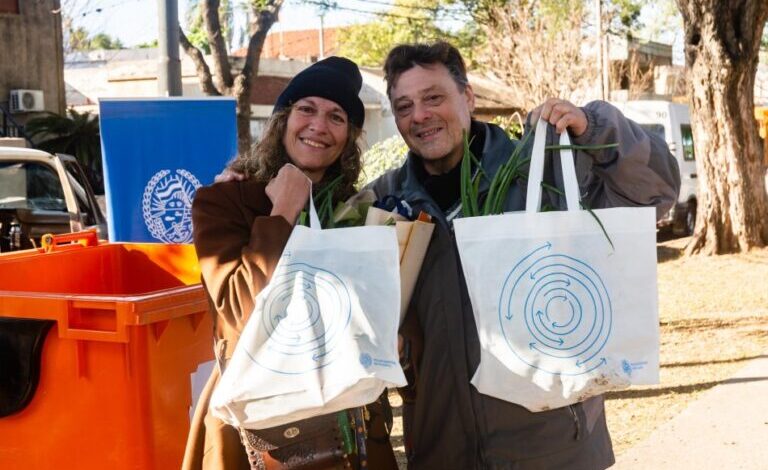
[142,169,201,243]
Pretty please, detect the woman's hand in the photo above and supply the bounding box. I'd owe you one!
[266,164,312,225]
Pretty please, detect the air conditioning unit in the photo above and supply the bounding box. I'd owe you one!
[9,89,45,113]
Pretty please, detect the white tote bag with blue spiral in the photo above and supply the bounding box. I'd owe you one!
[454,119,659,412]
[210,194,406,429]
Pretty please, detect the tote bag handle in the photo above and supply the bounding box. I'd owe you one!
[308,188,322,229]
[525,118,581,213]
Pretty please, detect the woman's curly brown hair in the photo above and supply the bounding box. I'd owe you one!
[229,107,363,203]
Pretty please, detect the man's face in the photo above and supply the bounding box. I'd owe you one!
[389,64,475,174]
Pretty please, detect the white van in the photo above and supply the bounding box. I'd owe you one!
[610,100,698,235]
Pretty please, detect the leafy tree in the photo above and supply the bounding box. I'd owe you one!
[25,110,104,194]
[604,0,645,37]
[67,26,90,51]
[338,0,476,67]
[675,0,768,254]
[185,0,235,54]
[65,26,123,51]
[89,33,123,50]
[136,39,159,49]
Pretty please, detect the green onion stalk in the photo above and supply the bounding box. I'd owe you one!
[459,126,619,248]
[460,129,534,217]
[298,174,344,228]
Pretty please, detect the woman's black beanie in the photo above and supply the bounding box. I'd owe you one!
[273,56,365,128]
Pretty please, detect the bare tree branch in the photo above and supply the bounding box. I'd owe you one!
[242,1,283,84]
[229,0,284,153]
[202,0,234,93]
[178,0,284,153]
[178,26,220,96]
[477,2,599,112]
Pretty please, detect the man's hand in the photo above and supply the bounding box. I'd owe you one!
[529,98,588,137]
[214,168,246,183]
[266,164,312,225]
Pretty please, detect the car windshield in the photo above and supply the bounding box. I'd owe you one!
[0,161,67,211]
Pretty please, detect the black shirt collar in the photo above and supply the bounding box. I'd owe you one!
[413,120,486,211]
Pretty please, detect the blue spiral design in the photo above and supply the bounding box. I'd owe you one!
[246,263,352,374]
[498,242,612,375]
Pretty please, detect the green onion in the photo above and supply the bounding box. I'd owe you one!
[540,182,615,251]
[458,124,617,249]
[545,143,619,151]
[312,175,344,228]
[337,410,355,455]
[482,128,534,216]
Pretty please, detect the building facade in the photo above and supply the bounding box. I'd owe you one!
[0,0,66,129]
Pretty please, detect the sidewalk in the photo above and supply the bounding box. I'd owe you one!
[612,355,768,469]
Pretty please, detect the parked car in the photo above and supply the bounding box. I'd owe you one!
[611,100,698,235]
[0,147,106,252]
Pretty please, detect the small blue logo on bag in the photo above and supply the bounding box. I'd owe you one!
[621,359,647,376]
[359,353,373,368]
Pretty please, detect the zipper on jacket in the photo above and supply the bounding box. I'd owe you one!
[568,405,582,440]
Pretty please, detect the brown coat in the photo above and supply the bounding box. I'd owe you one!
[182,180,398,470]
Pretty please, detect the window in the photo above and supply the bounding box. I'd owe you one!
[681,125,695,161]
[0,0,19,14]
[0,162,66,211]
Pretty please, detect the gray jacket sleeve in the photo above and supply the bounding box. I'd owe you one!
[365,167,401,199]
[568,101,681,220]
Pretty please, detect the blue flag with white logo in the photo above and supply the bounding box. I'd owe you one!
[99,98,237,243]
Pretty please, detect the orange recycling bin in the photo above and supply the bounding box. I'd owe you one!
[0,233,213,469]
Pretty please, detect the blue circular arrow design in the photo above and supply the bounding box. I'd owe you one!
[498,242,612,375]
[246,263,352,374]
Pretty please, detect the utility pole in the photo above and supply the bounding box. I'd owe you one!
[595,0,605,101]
[319,14,325,59]
[157,0,182,96]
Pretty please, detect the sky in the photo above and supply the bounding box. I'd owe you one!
[66,0,684,64]
[67,0,391,48]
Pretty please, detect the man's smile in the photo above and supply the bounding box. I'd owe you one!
[415,126,443,140]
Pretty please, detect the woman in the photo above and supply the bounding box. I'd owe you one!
[183,57,398,470]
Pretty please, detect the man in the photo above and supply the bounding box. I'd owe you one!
[370,42,680,469]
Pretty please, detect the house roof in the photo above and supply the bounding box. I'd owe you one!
[232,27,342,61]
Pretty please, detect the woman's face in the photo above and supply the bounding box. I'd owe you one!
[282,97,350,183]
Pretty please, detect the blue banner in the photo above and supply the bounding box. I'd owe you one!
[99,98,237,243]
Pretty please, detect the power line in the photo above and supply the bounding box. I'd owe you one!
[347,0,441,13]
[302,0,468,21]
[302,0,430,20]
[76,0,140,18]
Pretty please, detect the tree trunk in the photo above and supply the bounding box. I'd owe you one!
[677,0,768,254]
[180,0,283,155]
[233,76,253,153]
[232,7,280,153]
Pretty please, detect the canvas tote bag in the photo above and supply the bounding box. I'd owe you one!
[211,193,407,429]
[453,119,660,411]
